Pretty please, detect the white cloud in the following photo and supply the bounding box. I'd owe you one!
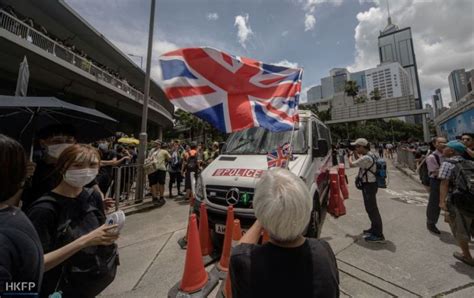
[273,60,299,69]
[234,14,253,48]
[348,0,474,105]
[207,12,219,21]
[281,30,289,37]
[304,14,316,31]
[301,0,343,31]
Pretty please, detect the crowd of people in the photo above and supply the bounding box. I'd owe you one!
[0,122,222,296]
[144,139,221,206]
[1,5,143,95]
[1,123,472,297]
[415,133,474,266]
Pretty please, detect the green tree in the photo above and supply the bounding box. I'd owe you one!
[173,109,225,142]
[354,95,367,104]
[345,80,359,103]
[370,88,382,101]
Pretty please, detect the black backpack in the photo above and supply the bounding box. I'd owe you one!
[449,159,474,213]
[187,151,198,172]
[30,189,118,297]
[419,153,440,187]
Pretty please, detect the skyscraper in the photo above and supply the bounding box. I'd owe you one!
[378,9,422,122]
[448,69,469,102]
[365,62,412,99]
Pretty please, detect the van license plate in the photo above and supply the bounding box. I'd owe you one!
[215,224,247,235]
[215,224,226,234]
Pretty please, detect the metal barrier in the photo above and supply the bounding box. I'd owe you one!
[396,148,417,171]
[110,164,144,210]
[0,9,167,115]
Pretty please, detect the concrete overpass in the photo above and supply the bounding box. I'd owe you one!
[0,0,173,136]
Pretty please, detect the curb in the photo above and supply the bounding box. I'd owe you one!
[394,163,422,185]
[122,200,160,216]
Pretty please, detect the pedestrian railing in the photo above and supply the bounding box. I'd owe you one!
[396,148,417,172]
[110,164,144,210]
[0,9,168,116]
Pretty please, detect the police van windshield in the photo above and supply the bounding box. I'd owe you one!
[223,121,308,154]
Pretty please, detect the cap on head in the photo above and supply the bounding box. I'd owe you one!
[351,138,369,147]
[446,140,466,154]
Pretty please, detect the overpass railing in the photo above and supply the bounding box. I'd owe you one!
[0,9,167,116]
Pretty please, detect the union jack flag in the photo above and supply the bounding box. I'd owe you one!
[267,146,289,169]
[159,47,303,133]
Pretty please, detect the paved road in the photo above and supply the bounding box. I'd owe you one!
[100,159,474,297]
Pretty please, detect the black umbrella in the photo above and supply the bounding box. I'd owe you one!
[0,95,118,152]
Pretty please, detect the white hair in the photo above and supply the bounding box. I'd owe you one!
[253,168,311,242]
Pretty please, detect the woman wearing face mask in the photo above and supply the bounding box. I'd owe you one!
[27,144,120,298]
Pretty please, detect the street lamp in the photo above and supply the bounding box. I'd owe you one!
[135,0,156,203]
[127,53,143,69]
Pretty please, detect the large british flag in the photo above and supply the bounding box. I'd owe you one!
[159,47,303,133]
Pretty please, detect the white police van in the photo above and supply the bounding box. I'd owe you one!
[194,110,332,245]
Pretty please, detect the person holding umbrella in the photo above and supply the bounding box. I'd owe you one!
[21,124,77,210]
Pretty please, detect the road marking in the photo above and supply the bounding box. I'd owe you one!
[384,189,428,206]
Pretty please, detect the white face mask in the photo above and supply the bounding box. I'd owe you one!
[48,143,73,158]
[63,168,98,188]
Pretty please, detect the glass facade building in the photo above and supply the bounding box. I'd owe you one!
[378,23,422,122]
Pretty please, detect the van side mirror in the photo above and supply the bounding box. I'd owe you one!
[313,139,329,158]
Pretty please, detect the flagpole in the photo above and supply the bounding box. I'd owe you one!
[286,68,303,170]
[135,0,156,203]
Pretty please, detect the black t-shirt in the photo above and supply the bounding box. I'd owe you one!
[99,149,117,177]
[0,206,44,293]
[21,159,58,211]
[27,190,104,297]
[230,239,339,298]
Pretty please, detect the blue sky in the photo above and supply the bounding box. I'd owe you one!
[66,0,473,105]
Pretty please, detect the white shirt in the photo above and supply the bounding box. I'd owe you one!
[352,152,377,183]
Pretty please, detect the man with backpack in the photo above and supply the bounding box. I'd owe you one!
[168,141,184,198]
[425,137,447,234]
[182,142,201,201]
[439,141,474,267]
[349,138,385,243]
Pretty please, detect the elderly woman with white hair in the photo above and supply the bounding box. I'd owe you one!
[229,168,339,298]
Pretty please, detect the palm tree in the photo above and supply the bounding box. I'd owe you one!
[344,80,359,103]
[355,95,367,104]
[370,88,382,101]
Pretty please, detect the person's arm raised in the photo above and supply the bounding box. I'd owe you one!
[239,220,263,245]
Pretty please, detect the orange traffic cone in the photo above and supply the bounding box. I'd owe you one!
[262,229,270,244]
[169,214,219,297]
[328,170,346,217]
[231,219,242,246]
[180,214,207,292]
[199,202,213,256]
[213,206,234,279]
[178,196,196,249]
[338,164,349,200]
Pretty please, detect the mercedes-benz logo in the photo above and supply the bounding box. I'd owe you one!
[225,188,240,206]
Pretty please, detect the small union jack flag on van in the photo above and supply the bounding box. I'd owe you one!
[159,47,303,133]
[267,145,290,169]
